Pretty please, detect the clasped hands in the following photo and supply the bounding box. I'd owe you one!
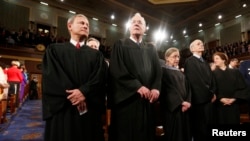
[182,101,191,112]
[137,86,159,103]
[66,89,87,114]
[220,98,236,105]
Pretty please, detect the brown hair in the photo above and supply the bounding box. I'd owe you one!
[213,52,229,65]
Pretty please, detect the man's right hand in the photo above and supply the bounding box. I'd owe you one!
[137,86,150,99]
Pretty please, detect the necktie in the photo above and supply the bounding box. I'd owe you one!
[76,42,80,49]
[199,57,204,62]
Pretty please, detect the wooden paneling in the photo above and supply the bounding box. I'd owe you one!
[25,60,42,74]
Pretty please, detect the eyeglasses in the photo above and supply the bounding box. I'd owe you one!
[169,55,180,59]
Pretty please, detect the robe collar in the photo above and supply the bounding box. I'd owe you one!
[70,39,85,47]
[163,64,180,71]
[129,36,142,44]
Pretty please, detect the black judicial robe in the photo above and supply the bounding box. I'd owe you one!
[184,56,216,104]
[42,42,106,141]
[160,65,192,141]
[184,56,216,141]
[108,38,162,141]
[213,67,250,124]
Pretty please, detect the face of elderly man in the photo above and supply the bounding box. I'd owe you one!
[190,39,205,53]
[129,13,146,37]
[67,14,89,39]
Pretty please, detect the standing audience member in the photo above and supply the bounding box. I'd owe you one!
[159,47,192,141]
[87,37,109,66]
[108,13,162,141]
[239,60,250,117]
[19,64,28,103]
[29,77,38,100]
[0,64,9,99]
[184,39,216,141]
[87,37,100,50]
[6,60,23,108]
[239,60,250,88]
[42,14,107,141]
[212,52,250,124]
[228,58,239,69]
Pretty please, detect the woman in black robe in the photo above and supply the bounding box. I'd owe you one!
[212,52,249,124]
[159,47,192,141]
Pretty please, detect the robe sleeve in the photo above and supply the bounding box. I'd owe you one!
[42,45,70,119]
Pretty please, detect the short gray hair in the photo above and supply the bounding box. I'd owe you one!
[67,14,87,24]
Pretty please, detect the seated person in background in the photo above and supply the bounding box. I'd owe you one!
[228,58,239,69]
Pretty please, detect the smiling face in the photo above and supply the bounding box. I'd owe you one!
[68,14,89,40]
[213,55,225,67]
[129,13,146,40]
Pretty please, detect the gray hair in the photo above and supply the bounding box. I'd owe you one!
[130,13,146,27]
[67,14,87,24]
[165,47,179,58]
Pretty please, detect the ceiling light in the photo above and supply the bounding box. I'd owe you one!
[215,23,220,26]
[153,30,166,42]
[184,35,188,38]
[198,29,203,32]
[183,29,186,34]
[235,15,242,18]
[40,2,48,6]
[111,14,115,20]
[218,15,222,19]
[112,23,117,26]
[125,21,130,29]
[69,11,76,14]
[92,17,98,21]
[243,4,247,8]
[199,23,202,27]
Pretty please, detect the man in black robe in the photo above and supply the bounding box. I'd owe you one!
[108,13,162,141]
[239,60,250,118]
[42,14,107,141]
[184,39,216,141]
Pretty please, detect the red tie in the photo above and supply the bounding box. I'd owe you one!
[76,42,80,49]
